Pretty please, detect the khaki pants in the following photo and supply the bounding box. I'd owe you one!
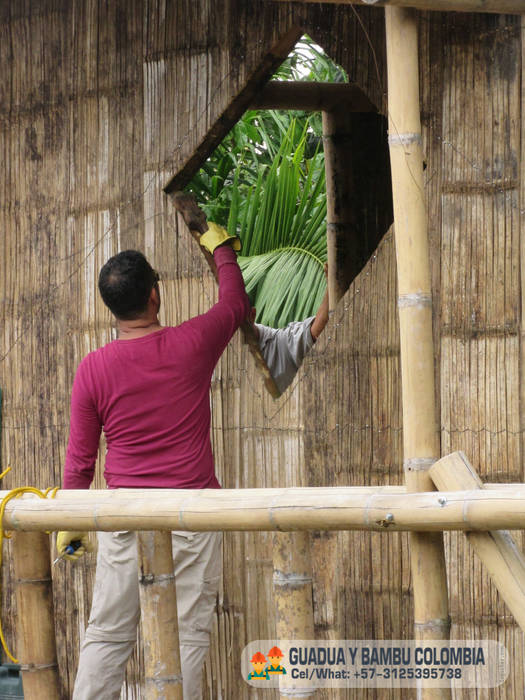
[72,530,222,700]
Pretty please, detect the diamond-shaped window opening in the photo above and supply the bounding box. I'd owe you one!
[165,32,392,395]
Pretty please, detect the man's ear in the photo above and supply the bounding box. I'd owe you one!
[150,284,160,310]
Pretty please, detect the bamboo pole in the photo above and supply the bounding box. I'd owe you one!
[270,0,525,14]
[12,532,59,699]
[251,81,376,112]
[5,486,525,532]
[430,452,525,634]
[167,191,281,398]
[137,531,183,699]
[385,9,450,698]
[273,532,315,699]
[323,108,359,308]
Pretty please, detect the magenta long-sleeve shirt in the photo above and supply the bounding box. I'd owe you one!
[63,246,250,490]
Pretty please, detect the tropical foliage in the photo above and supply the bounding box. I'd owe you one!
[186,36,348,327]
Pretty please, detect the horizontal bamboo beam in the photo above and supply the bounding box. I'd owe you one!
[251,81,376,112]
[4,486,525,532]
[269,0,524,15]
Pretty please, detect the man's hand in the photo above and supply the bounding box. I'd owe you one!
[170,191,241,253]
[56,531,91,561]
[199,222,241,254]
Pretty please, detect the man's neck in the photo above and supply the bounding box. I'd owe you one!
[117,317,162,340]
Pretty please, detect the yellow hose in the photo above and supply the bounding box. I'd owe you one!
[0,467,59,663]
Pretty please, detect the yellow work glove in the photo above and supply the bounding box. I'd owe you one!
[199,222,241,254]
[56,531,91,561]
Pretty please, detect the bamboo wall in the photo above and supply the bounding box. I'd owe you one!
[0,2,523,699]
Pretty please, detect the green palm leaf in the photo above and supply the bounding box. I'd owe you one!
[234,119,327,327]
[186,35,344,327]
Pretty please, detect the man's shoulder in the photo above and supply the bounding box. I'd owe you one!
[75,337,120,373]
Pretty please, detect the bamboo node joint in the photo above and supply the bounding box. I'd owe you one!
[414,617,452,632]
[145,675,183,686]
[279,687,317,697]
[19,662,58,672]
[273,570,312,587]
[139,572,176,586]
[388,132,422,148]
[398,294,432,309]
[15,577,52,585]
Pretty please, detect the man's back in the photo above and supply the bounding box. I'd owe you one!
[64,245,250,491]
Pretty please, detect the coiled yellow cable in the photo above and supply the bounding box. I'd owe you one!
[0,467,59,663]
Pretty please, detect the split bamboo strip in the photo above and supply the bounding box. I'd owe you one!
[4,487,525,531]
[273,532,315,699]
[137,531,183,699]
[323,108,359,308]
[12,532,59,700]
[430,452,525,634]
[385,9,451,700]
[252,81,376,112]
[269,0,525,13]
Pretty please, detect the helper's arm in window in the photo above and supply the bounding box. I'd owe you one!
[251,264,329,393]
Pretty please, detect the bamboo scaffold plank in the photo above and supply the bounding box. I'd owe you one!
[268,0,525,14]
[4,485,525,532]
[385,9,450,698]
[430,453,525,634]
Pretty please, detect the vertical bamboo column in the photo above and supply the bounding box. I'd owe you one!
[385,8,451,699]
[322,109,358,310]
[12,532,59,699]
[273,532,315,698]
[137,531,183,699]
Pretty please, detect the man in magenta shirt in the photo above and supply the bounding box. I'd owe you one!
[58,217,250,699]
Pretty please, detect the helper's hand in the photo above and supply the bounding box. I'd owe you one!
[199,222,241,254]
[56,531,91,561]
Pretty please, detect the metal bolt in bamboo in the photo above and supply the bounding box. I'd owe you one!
[385,8,451,699]
[430,452,525,634]
[137,531,183,699]
[12,532,59,699]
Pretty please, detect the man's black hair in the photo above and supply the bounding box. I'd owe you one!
[98,250,159,320]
